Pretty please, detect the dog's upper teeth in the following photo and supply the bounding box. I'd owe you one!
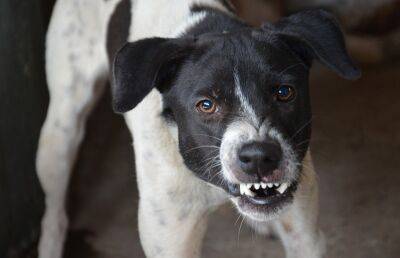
[277,183,289,194]
[254,183,260,190]
[274,183,280,187]
[267,183,273,188]
[261,182,267,189]
[246,183,252,189]
[240,183,255,197]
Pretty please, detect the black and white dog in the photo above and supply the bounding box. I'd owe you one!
[36,0,360,257]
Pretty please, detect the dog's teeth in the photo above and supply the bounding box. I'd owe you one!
[240,184,245,195]
[244,187,255,197]
[274,183,280,187]
[267,183,273,188]
[261,182,267,189]
[246,183,252,189]
[277,183,288,194]
[254,183,260,190]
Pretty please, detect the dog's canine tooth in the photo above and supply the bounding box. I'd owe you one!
[277,183,288,194]
[261,182,267,189]
[267,183,273,188]
[254,183,260,190]
[240,184,245,195]
[244,187,255,197]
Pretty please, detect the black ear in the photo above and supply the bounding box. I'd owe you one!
[112,37,195,113]
[264,9,361,80]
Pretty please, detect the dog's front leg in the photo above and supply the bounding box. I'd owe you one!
[137,171,224,258]
[125,92,227,258]
[274,156,325,258]
[138,194,207,258]
[274,197,325,258]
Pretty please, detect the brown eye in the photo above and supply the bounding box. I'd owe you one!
[275,85,296,102]
[196,98,217,114]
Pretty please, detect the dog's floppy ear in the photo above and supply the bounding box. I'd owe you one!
[264,9,361,80]
[112,37,195,113]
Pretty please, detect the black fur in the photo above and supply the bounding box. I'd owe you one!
[262,9,361,80]
[112,37,197,113]
[106,0,131,65]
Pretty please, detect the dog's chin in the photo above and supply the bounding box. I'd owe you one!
[227,181,298,222]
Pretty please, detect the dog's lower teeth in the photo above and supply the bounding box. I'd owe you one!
[277,183,289,194]
[246,189,255,197]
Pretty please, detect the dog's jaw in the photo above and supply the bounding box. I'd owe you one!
[219,118,301,221]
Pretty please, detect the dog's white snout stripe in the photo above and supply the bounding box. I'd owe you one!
[233,71,259,126]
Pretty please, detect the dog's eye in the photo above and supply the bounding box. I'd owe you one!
[196,98,217,114]
[275,85,296,102]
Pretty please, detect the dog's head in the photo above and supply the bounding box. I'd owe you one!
[112,10,360,221]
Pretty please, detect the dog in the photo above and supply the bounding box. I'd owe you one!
[36,0,360,257]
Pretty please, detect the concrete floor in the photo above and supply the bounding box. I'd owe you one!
[63,62,400,258]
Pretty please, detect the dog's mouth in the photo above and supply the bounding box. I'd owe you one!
[227,180,297,218]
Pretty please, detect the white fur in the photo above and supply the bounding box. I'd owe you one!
[37,0,324,257]
[175,11,208,37]
[233,71,259,126]
[220,120,259,184]
[220,119,298,188]
[37,1,120,257]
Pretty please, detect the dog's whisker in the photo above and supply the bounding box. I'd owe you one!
[290,117,313,140]
[191,134,222,142]
[203,157,221,180]
[184,145,220,154]
[237,215,246,243]
[198,151,220,164]
[209,170,223,183]
[198,154,221,181]
[296,139,310,147]
[234,213,242,226]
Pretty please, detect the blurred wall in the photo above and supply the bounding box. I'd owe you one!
[0,0,54,257]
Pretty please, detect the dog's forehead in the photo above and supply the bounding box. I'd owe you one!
[171,31,309,119]
[182,35,302,93]
[192,33,303,83]
[200,30,296,60]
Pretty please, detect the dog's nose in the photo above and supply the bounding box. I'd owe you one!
[238,141,282,177]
